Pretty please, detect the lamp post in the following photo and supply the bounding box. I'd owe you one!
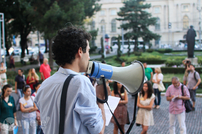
[0,13,6,66]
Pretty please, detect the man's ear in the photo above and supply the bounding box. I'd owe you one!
[77,47,83,58]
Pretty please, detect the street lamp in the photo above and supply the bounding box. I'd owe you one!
[0,13,6,67]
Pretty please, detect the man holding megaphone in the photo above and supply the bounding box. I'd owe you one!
[34,27,110,134]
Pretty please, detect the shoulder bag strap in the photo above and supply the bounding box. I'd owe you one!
[59,74,75,134]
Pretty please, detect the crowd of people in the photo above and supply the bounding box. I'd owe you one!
[0,27,201,134]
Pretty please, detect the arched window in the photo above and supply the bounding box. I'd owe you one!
[155,18,160,31]
[183,16,189,30]
[90,21,95,30]
[100,19,106,33]
[111,19,116,32]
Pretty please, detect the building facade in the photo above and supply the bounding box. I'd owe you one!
[86,0,201,48]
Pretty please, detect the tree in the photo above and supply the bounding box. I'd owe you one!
[26,0,101,68]
[0,0,33,57]
[117,0,161,52]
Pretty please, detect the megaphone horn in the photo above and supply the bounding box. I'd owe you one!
[86,61,145,95]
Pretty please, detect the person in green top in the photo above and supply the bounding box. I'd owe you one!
[143,63,153,82]
[0,84,17,134]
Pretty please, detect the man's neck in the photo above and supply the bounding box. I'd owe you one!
[63,62,80,73]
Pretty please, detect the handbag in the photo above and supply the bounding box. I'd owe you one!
[158,82,165,91]
[181,85,193,113]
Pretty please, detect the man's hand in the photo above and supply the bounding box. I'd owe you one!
[96,84,111,100]
[192,86,196,90]
[15,90,18,94]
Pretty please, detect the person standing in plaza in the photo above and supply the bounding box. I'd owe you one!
[9,55,15,70]
[26,68,39,93]
[34,27,108,134]
[111,82,128,134]
[37,51,44,65]
[121,61,125,67]
[143,62,153,82]
[39,58,51,81]
[183,64,201,111]
[0,62,7,86]
[152,67,163,109]
[20,85,38,134]
[0,84,17,134]
[136,81,155,134]
[166,77,190,134]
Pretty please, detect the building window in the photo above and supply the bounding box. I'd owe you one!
[90,21,95,30]
[183,5,189,11]
[111,10,116,15]
[111,19,116,32]
[183,16,189,30]
[154,7,160,13]
[100,19,106,33]
[155,18,160,31]
[100,10,105,16]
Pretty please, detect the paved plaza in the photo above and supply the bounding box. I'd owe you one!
[9,93,202,134]
[105,95,202,134]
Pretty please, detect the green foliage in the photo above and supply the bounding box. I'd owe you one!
[134,52,142,56]
[146,49,154,53]
[117,0,161,52]
[198,56,202,65]
[89,46,97,53]
[157,49,173,53]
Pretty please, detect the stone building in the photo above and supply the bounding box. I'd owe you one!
[86,0,201,48]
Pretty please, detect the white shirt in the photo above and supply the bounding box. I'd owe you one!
[19,96,36,119]
[34,67,103,134]
[152,73,163,89]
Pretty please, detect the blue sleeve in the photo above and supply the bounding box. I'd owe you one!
[74,80,103,134]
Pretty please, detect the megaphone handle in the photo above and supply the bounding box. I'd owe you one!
[97,77,108,104]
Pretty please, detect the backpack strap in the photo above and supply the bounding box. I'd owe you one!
[194,71,198,82]
[181,84,184,96]
[59,74,75,134]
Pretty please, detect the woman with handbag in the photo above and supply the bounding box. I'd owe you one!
[136,81,155,134]
[19,85,38,134]
[152,67,164,109]
[111,82,128,134]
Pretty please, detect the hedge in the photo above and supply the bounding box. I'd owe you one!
[154,67,202,74]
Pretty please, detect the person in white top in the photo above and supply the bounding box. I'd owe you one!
[0,62,7,87]
[19,85,38,134]
[136,81,155,134]
[152,67,163,109]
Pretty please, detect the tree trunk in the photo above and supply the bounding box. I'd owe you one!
[45,38,48,53]
[48,38,53,69]
[134,37,138,52]
[127,39,131,56]
[20,35,27,58]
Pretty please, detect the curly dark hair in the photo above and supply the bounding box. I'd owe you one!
[1,84,12,100]
[52,27,92,66]
[140,81,153,99]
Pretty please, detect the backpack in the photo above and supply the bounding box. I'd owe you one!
[194,71,198,83]
[181,85,193,113]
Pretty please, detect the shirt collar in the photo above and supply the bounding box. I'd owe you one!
[58,67,80,76]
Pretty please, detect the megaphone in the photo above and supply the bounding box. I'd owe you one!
[86,60,145,95]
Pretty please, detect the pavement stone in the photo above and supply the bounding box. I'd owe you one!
[104,95,202,134]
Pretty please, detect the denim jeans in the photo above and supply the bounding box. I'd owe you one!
[37,125,44,134]
[169,112,186,134]
[154,88,161,105]
[21,116,37,134]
